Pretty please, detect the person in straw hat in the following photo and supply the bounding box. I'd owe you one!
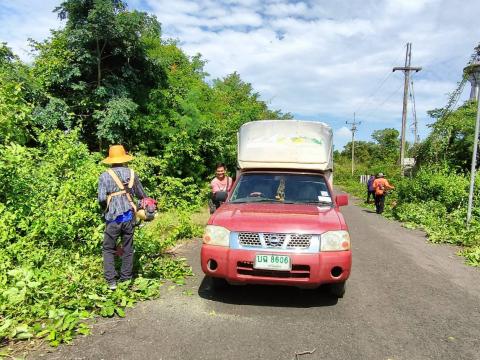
[98,145,147,290]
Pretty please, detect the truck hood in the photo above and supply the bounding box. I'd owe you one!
[209,203,344,233]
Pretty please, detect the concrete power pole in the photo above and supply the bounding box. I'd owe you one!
[465,55,480,224]
[393,43,422,176]
[346,113,361,176]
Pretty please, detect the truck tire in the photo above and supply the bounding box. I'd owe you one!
[328,281,346,298]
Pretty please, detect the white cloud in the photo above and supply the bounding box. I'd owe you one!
[0,1,61,60]
[1,0,479,150]
[264,2,309,17]
[336,126,352,139]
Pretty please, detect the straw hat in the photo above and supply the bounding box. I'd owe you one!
[102,145,134,164]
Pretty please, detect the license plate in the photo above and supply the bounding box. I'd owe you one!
[254,254,291,271]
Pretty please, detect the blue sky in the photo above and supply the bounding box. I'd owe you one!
[1,0,480,150]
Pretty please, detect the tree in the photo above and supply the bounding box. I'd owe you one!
[25,0,292,182]
[0,43,16,66]
[209,72,292,171]
[371,128,400,163]
[32,0,163,149]
[95,97,138,145]
[0,43,36,144]
[416,101,478,171]
[341,141,377,164]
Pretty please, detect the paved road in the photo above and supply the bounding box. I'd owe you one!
[34,198,480,360]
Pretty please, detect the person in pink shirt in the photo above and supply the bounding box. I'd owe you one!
[209,163,233,212]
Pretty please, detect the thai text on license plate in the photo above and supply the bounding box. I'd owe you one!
[254,254,291,271]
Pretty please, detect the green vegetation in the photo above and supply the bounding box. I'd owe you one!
[0,131,202,347]
[2,0,479,352]
[335,102,480,267]
[0,0,290,350]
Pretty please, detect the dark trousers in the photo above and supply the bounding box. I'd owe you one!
[375,194,385,214]
[102,219,135,283]
[367,190,375,203]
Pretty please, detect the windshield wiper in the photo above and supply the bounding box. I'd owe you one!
[249,198,282,203]
[254,199,295,204]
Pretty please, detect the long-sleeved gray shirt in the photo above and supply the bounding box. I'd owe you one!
[97,166,147,222]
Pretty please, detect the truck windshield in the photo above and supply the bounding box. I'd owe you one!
[229,173,332,205]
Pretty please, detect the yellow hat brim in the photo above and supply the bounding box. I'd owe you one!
[102,154,134,164]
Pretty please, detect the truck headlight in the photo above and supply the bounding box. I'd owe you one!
[320,230,350,251]
[203,225,230,247]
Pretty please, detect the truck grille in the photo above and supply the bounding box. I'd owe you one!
[287,234,312,249]
[238,232,261,247]
[237,261,310,278]
[238,232,312,249]
[264,233,286,247]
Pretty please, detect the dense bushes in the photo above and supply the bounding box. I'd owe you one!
[392,168,480,265]
[0,1,291,349]
[395,167,470,212]
[0,131,203,346]
[335,158,480,267]
[0,0,293,351]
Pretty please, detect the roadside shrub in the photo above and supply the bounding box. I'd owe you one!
[335,159,480,266]
[462,245,480,266]
[396,167,469,212]
[0,131,199,347]
[393,201,447,229]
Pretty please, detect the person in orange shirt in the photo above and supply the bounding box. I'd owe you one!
[372,173,394,214]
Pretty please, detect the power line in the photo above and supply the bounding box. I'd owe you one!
[377,81,405,108]
[354,71,394,115]
[354,48,407,115]
[359,81,404,119]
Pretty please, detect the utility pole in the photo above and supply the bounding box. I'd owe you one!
[393,43,422,176]
[346,113,361,176]
[465,56,480,224]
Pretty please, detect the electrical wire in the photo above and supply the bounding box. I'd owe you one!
[353,71,394,115]
[354,47,407,116]
[359,80,404,120]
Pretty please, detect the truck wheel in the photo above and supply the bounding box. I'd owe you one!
[328,281,346,298]
[209,276,228,290]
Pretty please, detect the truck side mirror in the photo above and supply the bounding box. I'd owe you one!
[214,191,228,203]
[335,194,348,207]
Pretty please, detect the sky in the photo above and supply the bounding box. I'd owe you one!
[1,0,480,150]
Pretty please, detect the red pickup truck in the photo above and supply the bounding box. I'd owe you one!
[201,121,351,298]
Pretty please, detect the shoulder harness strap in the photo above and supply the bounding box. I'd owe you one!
[105,169,137,212]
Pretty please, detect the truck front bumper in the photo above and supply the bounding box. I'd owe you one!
[201,245,351,288]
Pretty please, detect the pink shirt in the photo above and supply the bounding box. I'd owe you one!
[210,176,233,193]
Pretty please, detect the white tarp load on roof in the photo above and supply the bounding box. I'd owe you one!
[237,120,333,171]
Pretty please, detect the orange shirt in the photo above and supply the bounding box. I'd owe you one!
[372,178,394,195]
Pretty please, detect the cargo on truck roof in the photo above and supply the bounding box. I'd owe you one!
[237,120,333,171]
